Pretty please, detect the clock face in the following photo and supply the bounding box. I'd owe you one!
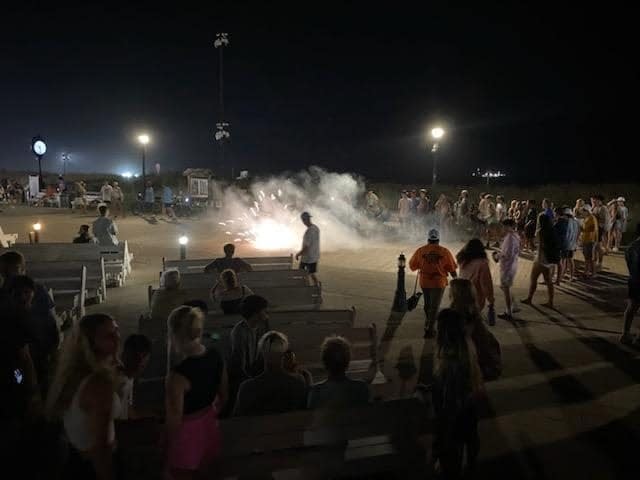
[33,140,46,156]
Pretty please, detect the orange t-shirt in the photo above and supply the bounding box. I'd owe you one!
[409,243,458,289]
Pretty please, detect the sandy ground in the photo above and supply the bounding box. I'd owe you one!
[2,205,639,479]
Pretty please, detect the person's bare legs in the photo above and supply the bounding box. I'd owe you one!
[568,256,575,281]
[310,273,319,287]
[523,263,542,304]
[501,286,513,317]
[621,299,639,343]
[556,259,565,286]
[541,266,554,308]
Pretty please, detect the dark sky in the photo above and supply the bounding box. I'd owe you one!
[0,3,636,184]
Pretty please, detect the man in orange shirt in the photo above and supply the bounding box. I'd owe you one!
[409,229,458,338]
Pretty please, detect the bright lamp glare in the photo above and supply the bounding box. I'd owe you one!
[121,171,133,179]
[138,134,150,145]
[178,236,189,245]
[33,222,42,231]
[431,127,445,139]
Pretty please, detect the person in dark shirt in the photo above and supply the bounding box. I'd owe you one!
[621,223,640,346]
[165,305,228,477]
[204,243,253,274]
[72,224,94,243]
[308,336,369,409]
[234,331,307,416]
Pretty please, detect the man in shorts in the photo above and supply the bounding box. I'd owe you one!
[580,205,598,278]
[296,212,320,286]
[591,195,609,269]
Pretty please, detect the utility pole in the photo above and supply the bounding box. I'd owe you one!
[214,33,231,179]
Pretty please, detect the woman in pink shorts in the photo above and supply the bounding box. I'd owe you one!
[165,306,228,479]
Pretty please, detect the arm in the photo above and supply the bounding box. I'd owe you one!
[19,345,43,419]
[232,381,248,416]
[240,259,253,272]
[203,260,217,273]
[165,371,186,438]
[296,244,308,260]
[408,250,421,272]
[83,373,116,480]
[215,366,229,412]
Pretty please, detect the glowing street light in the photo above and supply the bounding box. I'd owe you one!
[137,134,150,184]
[178,235,189,259]
[429,126,445,188]
[121,171,133,179]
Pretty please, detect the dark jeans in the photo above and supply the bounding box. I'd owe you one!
[422,288,445,332]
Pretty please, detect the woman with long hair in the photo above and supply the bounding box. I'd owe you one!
[449,279,502,381]
[432,308,484,479]
[456,239,495,320]
[165,306,228,479]
[210,269,253,315]
[46,313,121,479]
[522,213,561,308]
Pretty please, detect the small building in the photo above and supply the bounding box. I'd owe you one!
[183,168,213,199]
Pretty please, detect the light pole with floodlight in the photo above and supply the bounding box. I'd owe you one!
[138,134,150,185]
[214,33,232,179]
[430,127,445,188]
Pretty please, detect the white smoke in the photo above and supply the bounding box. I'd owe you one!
[214,167,393,252]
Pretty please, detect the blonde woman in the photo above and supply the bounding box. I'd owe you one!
[46,314,121,479]
[166,306,228,479]
[210,269,253,315]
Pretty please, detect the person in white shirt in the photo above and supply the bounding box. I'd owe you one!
[100,180,114,205]
[295,211,320,286]
[92,205,119,246]
[111,181,125,218]
[397,191,411,227]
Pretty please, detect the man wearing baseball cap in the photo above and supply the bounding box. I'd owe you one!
[296,212,320,286]
[409,228,457,338]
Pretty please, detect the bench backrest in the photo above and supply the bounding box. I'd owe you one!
[207,308,356,330]
[8,241,131,269]
[47,264,87,318]
[28,259,107,298]
[172,269,308,289]
[148,284,322,311]
[0,226,18,247]
[163,254,294,273]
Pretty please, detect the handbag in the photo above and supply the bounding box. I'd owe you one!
[406,272,423,311]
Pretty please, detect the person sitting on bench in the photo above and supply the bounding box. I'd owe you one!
[233,331,307,416]
[92,205,119,246]
[204,243,253,274]
[150,270,187,322]
[307,336,370,409]
[72,224,95,244]
[210,269,253,315]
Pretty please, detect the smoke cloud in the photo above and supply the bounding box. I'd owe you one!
[213,167,393,252]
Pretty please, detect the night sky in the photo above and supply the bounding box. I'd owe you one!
[0,3,636,184]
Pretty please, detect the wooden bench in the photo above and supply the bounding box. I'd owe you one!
[28,258,107,304]
[45,265,87,321]
[6,241,132,286]
[163,254,294,273]
[147,284,322,312]
[118,398,431,480]
[0,225,18,247]
[173,269,310,289]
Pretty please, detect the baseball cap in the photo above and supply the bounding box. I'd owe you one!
[300,211,312,219]
[563,207,572,216]
[617,197,626,202]
[428,229,440,241]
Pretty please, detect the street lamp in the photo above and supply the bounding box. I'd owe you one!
[430,127,445,188]
[138,134,150,185]
[178,235,189,260]
[214,33,232,179]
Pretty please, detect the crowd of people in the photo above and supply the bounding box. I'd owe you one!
[0,178,26,203]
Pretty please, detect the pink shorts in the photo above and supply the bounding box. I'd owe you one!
[167,406,221,471]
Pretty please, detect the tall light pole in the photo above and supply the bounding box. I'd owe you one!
[138,134,150,185]
[214,33,232,179]
[430,127,445,188]
[61,152,69,175]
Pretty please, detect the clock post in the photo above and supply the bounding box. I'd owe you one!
[32,135,47,190]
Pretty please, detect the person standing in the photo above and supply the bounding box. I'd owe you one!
[564,207,581,282]
[295,211,320,286]
[165,306,228,478]
[162,185,176,219]
[553,207,570,286]
[580,205,599,278]
[100,180,113,206]
[397,191,411,228]
[75,180,87,213]
[609,197,629,252]
[523,200,538,251]
[495,219,521,320]
[591,195,610,269]
[456,238,495,318]
[111,181,124,218]
[409,229,458,338]
[144,181,155,213]
[522,213,561,308]
[92,205,119,246]
[621,223,640,346]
